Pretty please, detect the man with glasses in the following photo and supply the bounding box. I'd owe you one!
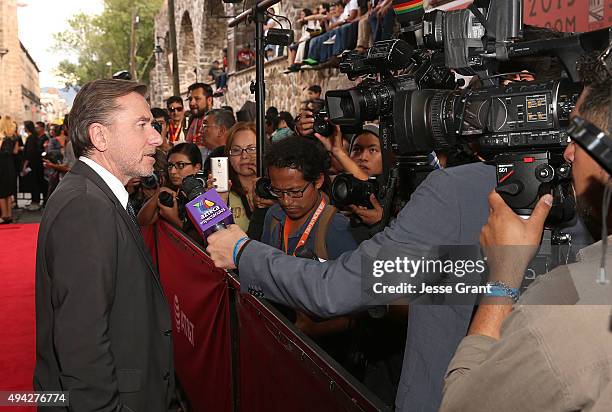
[166,95,186,144]
[261,136,357,261]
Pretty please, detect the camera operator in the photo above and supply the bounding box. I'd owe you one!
[441,52,612,412]
[208,29,587,412]
[137,143,202,230]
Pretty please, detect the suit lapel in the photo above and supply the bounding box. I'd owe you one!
[70,161,164,293]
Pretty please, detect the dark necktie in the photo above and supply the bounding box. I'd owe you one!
[126,201,139,228]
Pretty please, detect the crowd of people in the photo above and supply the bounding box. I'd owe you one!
[285,0,395,73]
[27,4,612,410]
[0,115,75,223]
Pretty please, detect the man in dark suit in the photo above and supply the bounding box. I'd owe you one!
[35,79,174,411]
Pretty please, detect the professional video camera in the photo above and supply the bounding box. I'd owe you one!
[324,0,610,228]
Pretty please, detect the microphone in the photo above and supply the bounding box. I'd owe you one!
[182,174,234,238]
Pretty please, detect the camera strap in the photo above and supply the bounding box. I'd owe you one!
[283,198,327,256]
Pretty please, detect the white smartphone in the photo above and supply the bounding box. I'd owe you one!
[211,157,229,192]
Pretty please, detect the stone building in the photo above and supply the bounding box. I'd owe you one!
[40,88,68,124]
[149,0,354,115]
[0,0,40,123]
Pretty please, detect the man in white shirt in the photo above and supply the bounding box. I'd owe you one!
[34,79,174,411]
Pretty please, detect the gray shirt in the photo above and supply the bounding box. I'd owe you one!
[441,236,612,412]
[238,162,496,410]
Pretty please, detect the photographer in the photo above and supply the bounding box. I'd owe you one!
[441,53,612,412]
[137,143,202,229]
[314,123,385,237]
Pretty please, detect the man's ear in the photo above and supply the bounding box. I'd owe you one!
[88,123,109,152]
[314,173,324,190]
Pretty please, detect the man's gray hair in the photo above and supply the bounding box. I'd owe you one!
[208,109,236,131]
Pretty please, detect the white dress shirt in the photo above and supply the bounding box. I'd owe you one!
[79,156,129,210]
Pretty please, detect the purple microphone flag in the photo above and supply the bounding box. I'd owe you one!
[185,189,234,238]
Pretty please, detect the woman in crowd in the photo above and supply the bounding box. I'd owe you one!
[0,117,19,223]
[137,142,202,229]
[43,124,64,199]
[22,120,45,211]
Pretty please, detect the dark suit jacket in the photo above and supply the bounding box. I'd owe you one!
[34,160,174,411]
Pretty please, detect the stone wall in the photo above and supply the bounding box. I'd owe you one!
[219,57,355,117]
[149,0,355,113]
[151,0,228,106]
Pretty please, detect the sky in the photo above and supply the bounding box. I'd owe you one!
[17,0,104,88]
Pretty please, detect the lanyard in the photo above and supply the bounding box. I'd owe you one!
[169,122,182,143]
[283,197,326,256]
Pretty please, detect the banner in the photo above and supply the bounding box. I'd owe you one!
[155,222,233,412]
[147,222,386,411]
[233,278,387,412]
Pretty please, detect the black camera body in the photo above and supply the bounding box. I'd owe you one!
[494,151,574,224]
[142,171,161,190]
[331,174,382,209]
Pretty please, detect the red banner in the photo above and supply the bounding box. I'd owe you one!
[153,223,233,412]
[524,0,611,33]
[234,280,385,412]
[145,222,385,411]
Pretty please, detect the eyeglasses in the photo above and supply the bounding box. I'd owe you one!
[269,182,312,199]
[168,107,183,113]
[167,161,193,170]
[228,146,257,156]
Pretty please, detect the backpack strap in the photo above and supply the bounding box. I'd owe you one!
[268,214,282,249]
[313,205,338,261]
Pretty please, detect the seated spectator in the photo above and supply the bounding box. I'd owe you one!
[303,0,360,68]
[285,8,318,73]
[137,143,202,232]
[264,7,286,59]
[237,44,256,71]
[368,0,394,45]
[208,60,228,96]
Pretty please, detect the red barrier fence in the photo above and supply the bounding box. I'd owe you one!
[142,222,387,412]
[142,223,233,411]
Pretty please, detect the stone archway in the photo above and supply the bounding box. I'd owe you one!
[200,2,227,74]
[178,11,197,93]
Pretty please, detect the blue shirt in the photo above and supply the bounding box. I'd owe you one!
[261,199,358,260]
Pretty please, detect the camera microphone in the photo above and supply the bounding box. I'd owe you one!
[182,174,234,238]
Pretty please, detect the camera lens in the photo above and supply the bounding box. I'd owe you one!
[313,114,334,137]
[331,173,379,208]
[158,191,174,208]
[255,177,276,200]
[141,173,159,189]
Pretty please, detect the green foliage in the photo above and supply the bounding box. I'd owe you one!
[53,0,163,88]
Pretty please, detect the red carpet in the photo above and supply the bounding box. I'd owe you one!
[0,224,38,411]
